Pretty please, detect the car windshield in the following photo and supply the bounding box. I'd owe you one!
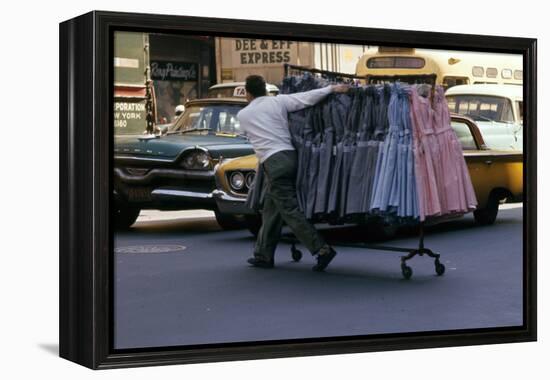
[446,95,515,123]
[168,104,244,135]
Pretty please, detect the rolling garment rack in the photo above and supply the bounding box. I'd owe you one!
[280,64,444,279]
[282,223,445,280]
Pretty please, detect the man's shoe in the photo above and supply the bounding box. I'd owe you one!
[247,257,274,269]
[312,247,337,272]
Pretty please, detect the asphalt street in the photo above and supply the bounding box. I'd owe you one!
[114,204,523,349]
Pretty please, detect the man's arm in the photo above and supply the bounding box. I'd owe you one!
[279,84,350,113]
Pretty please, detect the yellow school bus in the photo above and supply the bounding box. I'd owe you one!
[355,47,523,89]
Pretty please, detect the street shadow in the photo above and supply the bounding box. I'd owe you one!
[38,343,59,356]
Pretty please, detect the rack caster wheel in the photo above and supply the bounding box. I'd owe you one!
[401,263,413,280]
[435,259,445,276]
[291,246,303,262]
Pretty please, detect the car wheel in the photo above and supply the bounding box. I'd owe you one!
[244,214,262,237]
[215,211,245,230]
[114,205,141,230]
[474,194,499,225]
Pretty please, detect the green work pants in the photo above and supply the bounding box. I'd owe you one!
[254,150,326,261]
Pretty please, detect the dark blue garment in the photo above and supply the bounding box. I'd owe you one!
[346,87,376,215]
[326,93,351,216]
[313,102,334,216]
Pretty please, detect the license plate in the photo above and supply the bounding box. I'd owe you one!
[127,187,153,202]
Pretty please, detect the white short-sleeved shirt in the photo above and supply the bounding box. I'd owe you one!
[237,86,333,163]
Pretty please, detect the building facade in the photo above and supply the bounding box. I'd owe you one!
[215,37,369,85]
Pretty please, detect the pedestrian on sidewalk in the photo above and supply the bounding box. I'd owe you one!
[237,75,350,271]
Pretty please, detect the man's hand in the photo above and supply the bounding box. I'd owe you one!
[331,84,351,93]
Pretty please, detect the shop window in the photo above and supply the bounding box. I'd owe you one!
[443,76,469,89]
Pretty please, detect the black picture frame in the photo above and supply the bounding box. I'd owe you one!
[59,10,537,370]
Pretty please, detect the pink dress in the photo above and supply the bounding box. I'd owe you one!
[432,86,477,215]
[409,87,441,221]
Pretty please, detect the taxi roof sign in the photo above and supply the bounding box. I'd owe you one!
[233,86,247,97]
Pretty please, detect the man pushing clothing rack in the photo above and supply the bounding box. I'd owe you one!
[237,75,350,271]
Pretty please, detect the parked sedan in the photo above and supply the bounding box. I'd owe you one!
[113,97,254,229]
[445,84,523,151]
[212,114,523,236]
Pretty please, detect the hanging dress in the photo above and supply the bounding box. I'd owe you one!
[314,101,335,217]
[339,87,362,218]
[409,86,442,221]
[370,84,402,215]
[431,86,477,215]
[346,86,374,216]
[326,93,351,216]
[305,105,323,219]
[364,85,390,213]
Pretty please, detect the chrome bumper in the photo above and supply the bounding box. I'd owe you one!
[211,189,255,215]
[152,189,214,200]
[114,167,214,185]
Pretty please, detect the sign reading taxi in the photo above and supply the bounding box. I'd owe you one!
[233,86,246,97]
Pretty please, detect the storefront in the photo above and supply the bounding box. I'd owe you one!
[114,31,151,136]
[149,34,216,123]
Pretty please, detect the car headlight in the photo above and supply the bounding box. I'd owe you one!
[245,171,255,189]
[180,150,211,170]
[229,172,245,190]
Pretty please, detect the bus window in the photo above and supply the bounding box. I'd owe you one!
[367,56,425,69]
[501,69,513,79]
[472,66,484,77]
[486,67,498,78]
[447,97,456,111]
[443,76,469,89]
[447,95,514,123]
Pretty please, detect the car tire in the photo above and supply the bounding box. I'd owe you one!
[244,214,263,237]
[114,205,141,230]
[215,211,245,230]
[474,194,499,225]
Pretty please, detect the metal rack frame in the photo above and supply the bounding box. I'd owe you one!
[282,223,445,279]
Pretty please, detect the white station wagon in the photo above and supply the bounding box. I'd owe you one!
[445,84,523,151]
